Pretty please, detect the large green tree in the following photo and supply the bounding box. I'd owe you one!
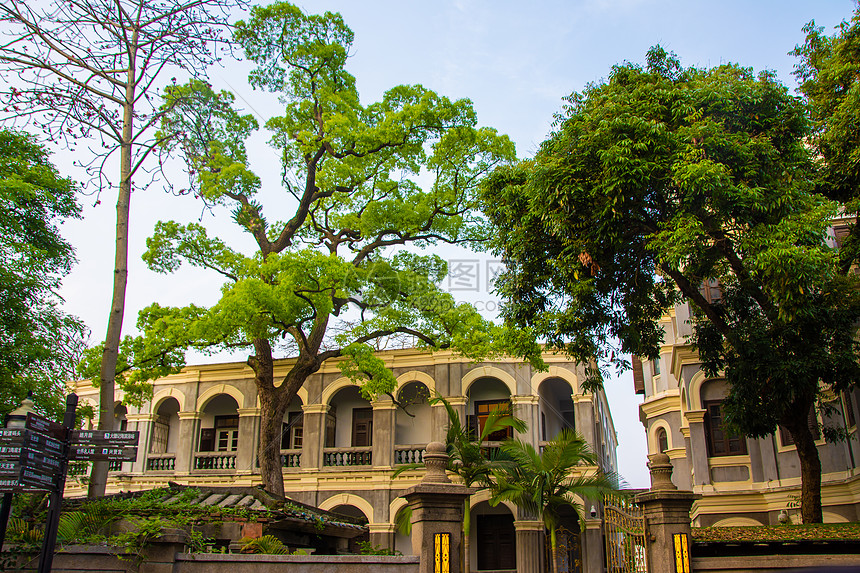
[481,47,860,523]
[0,129,86,420]
[793,7,860,271]
[96,3,539,497]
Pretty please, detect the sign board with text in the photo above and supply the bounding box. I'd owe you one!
[69,445,137,462]
[25,413,66,440]
[0,429,24,443]
[69,430,139,446]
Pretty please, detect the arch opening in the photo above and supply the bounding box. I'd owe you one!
[395,381,432,447]
[467,377,513,442]
[150,397,180,454]
[198,394,240,453]
[537,377,575,441]
[470,501,516,571]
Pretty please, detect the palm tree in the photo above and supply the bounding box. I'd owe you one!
[490,428,618,573]
[433,394,526,573]
[394,394,526,573]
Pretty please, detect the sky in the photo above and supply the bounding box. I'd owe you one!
[44,0,857,489]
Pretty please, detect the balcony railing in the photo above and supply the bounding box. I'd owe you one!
[147,453,176,471]
[194,451,237,470]
[394,445,426,465]
[68,461,89,476]
[323,447,372,467]
[280,449,301,468]
[71,460,125,473]
[481,441,503,460]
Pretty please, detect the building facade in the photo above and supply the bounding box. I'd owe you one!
[635,298,860,527]
[69,348,617,571]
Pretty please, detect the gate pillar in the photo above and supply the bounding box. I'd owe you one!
[581,516,603,573]
[635,453,698,573]
[405,441,474,573]
[514,518,544,573]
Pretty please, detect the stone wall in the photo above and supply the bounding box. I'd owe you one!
[5,545,419,573]
[693,553,860,573]
[174,553,420,573]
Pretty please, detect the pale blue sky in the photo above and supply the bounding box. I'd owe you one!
[56,0,856,488]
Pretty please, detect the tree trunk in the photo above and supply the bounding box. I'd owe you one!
[250,339,320,497]
[89,79,135,498]
[463,499,471,573]
[550,526,559,573]
[258,383,290,497]
[784,403,823,523]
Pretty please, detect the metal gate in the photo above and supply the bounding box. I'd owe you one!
[545,525,582,573]
[604,494,647,573]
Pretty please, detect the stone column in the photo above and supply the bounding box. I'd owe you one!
[574,395,595,444]
[435,396,467,442]
[511,395,540,446]
[127,413,156,474]
[684,410,710,486]
[514,518,544,573]
[174,412,200,475]
[236,407,260,474]
[635,453,699,573]
[405,442,474,573]
[372,399,397,468]
[580,516,604,573]
[301,404,329,470]
[369,523,395,551]
[846,389,860,467]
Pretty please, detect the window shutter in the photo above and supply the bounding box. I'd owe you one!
[199,428,215,452]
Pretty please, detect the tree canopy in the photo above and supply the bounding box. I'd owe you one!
[88,2,540,496]
[793,7,860,271]
[481,46,860,523]
[0,129,87,420]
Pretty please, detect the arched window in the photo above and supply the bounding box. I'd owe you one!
[656,428,668,453]
[703,401,747,456]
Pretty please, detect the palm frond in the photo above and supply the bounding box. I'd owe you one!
[394,506,412,536]
[490,428,619,533]
[479,404,527,442]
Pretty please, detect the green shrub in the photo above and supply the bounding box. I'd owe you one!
[239,535,288,555]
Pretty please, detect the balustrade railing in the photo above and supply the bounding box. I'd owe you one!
[280,449,301,468]
[147,453,176,471]
[323,447,372,467]
[194,451,237,470]
[481,441,503,460]
[108,460,123,472]
[68,461,89,476]
[394,445,426,465]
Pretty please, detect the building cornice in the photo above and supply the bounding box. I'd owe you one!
[511,395,540,406]
[639,391,681,420]
[671,344,700,382]
[302,404,330,415]
[685,409,706,424]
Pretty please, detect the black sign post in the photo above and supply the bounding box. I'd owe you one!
[0,394,139,569]
[0,491,10,555]
[36,393,76,573]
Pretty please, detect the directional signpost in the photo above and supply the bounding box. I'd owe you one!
[70,445,138,462]
[0,394,139,573]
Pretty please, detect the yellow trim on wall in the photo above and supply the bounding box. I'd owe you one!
[461,366,517,396]
[530,365,579,395]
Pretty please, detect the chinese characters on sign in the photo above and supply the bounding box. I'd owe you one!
[0,415,139,493]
